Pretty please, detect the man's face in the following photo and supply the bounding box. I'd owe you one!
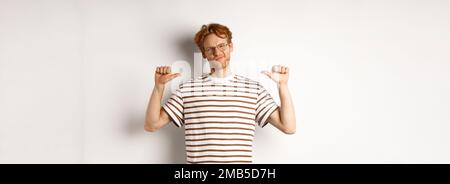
[202,34,233,70]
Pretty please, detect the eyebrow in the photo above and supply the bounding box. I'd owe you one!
[204,42,227,48]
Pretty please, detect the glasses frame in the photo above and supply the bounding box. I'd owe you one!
[203,42,230,55]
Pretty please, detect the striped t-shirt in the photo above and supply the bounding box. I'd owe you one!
[162,73,278,164]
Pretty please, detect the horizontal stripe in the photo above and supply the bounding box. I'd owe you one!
[186,149,252,153]
[169,97,183,108]
[182,81,259,88]
[184,99,255,105]
[186,146,253,152]
[181,86,258,91]
[185,103,256,110]
[181,74,258,87]
[172,93,183,102]
[257,93,270,104]
[185,138,253,142]
[185,121,255,127]
[162,105,182,127]
[181,85,258,90]
[183,94,256,100]
[182,90,258,95]
[186,156,253,163]
[185,134,254,140]
[186,116,255,122]
[185,124,255,132]
[256,101,274,118]
[185,117,256,124]
[186,143,252,147]
[184,106,255,114]
[185,110,255,116]
[262,106,279,128]
[234,75,259,82]
[185,104,254,110]
[187,154,252,158]
[230,79,259,86]
[185,116,254,121]
[185,132,254,137]
[184,94,257,100]
[256,99,275,116]
[256,102,276,123]
[181,82,258,87]
[182,92,257,98]
[187,160,252,164]
[186,133,255,139]
[186,140,254,146]
[165,103,183,120]
[166,101,182,115]
[256,97,271,110]
[185,127,255,132]
[187,151,252,157]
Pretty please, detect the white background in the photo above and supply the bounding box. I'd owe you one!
[1,0,449,163]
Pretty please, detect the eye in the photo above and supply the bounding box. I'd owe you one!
[218,43,227,49]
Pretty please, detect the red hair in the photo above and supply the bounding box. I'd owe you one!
[194,23,232,52]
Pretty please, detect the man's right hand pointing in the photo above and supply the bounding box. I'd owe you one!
[155,66,181,89]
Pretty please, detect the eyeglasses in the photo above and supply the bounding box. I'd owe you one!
[203,43,229,55]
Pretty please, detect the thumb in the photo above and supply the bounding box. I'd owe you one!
[166,73,181,81]
[261,71,273,78]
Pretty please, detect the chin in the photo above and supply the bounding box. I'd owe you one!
[221,61,229,69]
[208,58,229,69]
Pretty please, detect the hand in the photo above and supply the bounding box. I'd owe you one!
[261,65,289,85]
[154,66,181,89]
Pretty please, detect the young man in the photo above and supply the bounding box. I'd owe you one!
[145,23,296,164]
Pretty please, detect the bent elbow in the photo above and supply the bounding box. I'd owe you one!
[283,127,296,135]
[144,123,159,132]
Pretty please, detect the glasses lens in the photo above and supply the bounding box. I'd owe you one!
[204,43,228,54]
[205,48,213,54]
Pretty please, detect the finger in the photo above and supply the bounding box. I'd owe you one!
[167,67,172,74]
[282,66,287,74]
[272,65,281,73]
[156,66,161,74]
[166,73,181,81]
[285,67,289,74]
[165,66,170,74]
[161,66,167,74]
[261,71,272,78]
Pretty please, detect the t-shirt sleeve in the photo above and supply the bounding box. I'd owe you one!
[255,83,279,128]
[162,88,184,127]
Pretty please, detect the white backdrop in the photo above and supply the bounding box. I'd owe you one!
[1,0,449,163]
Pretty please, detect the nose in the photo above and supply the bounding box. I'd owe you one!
[213,48,220,56]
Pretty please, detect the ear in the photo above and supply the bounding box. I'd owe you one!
[229,42,233,52]
[202,51,206,59]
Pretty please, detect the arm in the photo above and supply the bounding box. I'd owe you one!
[261,65,296,134]
[144,66,181,132]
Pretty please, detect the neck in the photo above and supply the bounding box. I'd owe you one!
[210,66,231,78]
